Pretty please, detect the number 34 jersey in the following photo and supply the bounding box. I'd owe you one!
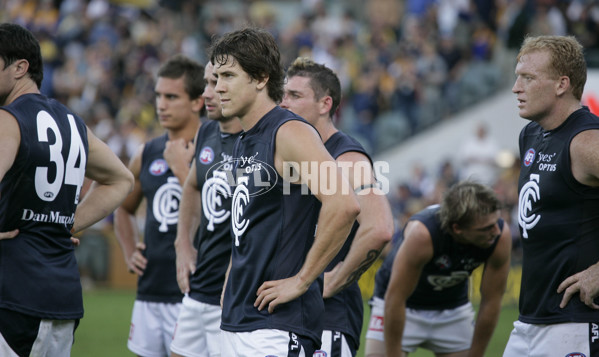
[0,93,89,320]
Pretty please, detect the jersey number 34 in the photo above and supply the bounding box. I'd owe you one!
[35,111,86,204]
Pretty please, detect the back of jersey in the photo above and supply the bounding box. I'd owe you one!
[0,93,88,320]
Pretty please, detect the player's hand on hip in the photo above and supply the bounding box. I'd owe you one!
[255,275,310,314]
[0,229,18,240]
[558,262,599,309]
[128,242,147,276]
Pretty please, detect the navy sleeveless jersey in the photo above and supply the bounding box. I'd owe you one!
[401,206,501,310]
[321,131,371,350]
[0,94,88,319]
[137,133,184,303]
[221,107,322,347]
[517,107,599,324]
[189,120,241,305]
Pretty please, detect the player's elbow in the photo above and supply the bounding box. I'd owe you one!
[123,170,135,194]
[376,223,394,247]
[343,196,361,223]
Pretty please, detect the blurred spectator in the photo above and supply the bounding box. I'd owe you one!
[457,122,501,186]
[0,0,595,169]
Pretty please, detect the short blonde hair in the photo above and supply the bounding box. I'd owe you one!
[517,35,586,100]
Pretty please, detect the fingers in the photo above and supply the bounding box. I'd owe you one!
[128,250,147,275]
[557,274,578,293]
[0,229,19,240]
[255,281,277,312]
[559,286,576,308]
[176,262,196,294]
[581,290,599,310]
[128,262,145,276]
[177,273,190,294]
[70,237,81,246]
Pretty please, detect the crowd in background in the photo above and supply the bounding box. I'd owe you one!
[2,0,599,275]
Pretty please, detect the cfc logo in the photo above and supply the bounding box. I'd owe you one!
[428,271,469,291]
[153,177,181,232]
[202,171,232,231]
[231,176,250,246]
[518,174,541,238]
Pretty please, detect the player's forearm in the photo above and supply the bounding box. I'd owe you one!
[113,207,139,262]
[468,300,501,357]
[73,179,132,233]
[171,165,191,187]
[297,200,359,288]
[325,224,390,296]
[175,184,202,247]
[384,302,406,356]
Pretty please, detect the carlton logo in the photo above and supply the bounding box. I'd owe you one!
[149,159,168,176]
[518,174,541,239]
[523,148,535,167]
[199,146,214,165]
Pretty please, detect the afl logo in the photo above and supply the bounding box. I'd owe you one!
[435,255,451,269]
[150,159,168,176]
[523,148,536,167]
[199,146,214,165]
[314,351,327,357]
[565,353,586,357]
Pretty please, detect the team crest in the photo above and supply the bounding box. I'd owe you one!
[149,159,168,175]
[435,254,451,269]
[199,146,215,165]
[523,148,535,167]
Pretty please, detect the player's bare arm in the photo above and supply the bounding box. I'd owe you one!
[113,144,147,276]
[323,151,393,298]
[384,221,433,356]
[73,127,133,233]
[255,120,360,313]
[558,129,599,309]
[468,224,511,357]
[174,160,201,294]
[0,111,21,239]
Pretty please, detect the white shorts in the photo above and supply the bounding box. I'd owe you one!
[127,300,181,357]
[314,330,354,357]
[170,295,222,357]
[365,297,475,353]
[221,329,310,357]
[0,319,75,357]
[503,320,599,356]
[365,297,385,342]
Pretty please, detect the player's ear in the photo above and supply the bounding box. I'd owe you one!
[451,222,462,235]
[13,59,30,80]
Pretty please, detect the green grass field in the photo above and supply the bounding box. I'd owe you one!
[71,288,518,357]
